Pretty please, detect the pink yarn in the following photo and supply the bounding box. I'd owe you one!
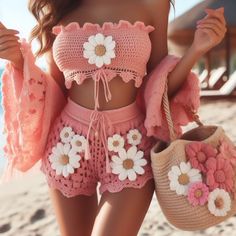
[0,21,201,183]
[52,20,154,90]
[142,54,201,142]
[41,100,156,197]
[218,138,236,167]
[0,39,67,184]
[187,181,209,206]
[206,156,235,193]
[185,141,218,173]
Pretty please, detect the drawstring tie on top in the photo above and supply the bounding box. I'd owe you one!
[93,68,112,109]
[84,68,113,173]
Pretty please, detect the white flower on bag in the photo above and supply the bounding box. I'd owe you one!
[110,146,147,181]
[208,188,231,217]
[59,126,75,143]
[108,134,125,152]
[70,134,87,153]
[127,129,142,146]
[168,161,202,196]
[49,142,81,178]
[83,33,116,68]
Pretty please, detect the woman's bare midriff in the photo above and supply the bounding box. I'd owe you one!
[67,75,138,110]
[59,0,151,111]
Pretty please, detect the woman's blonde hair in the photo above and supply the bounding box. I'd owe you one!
[28,0,175,58]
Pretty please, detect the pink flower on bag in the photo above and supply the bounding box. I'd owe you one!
[187,181,209,206]
[185,141,217,173]
[218,139,236,167]
[205,157,234,192]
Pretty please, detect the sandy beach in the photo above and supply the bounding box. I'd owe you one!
[0,98,236,236]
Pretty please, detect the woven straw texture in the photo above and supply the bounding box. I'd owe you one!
[151,125,236,231]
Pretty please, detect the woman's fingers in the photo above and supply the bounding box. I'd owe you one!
[196,7,227,40]
[205,8,226,26]
[0,45,20,57]
[197,17,224,28]
[197,24,221,37]
[0,28,19,37]
[0,35,19,44]
[0,40,20,52]
[197,18,223,29]
[197,19,226,37]
[0,22,23,69]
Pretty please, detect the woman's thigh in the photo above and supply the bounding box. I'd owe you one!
[40,105,101,235]
[49,188,98,236]
[91,178,155,236]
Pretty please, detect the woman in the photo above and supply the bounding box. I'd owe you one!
[0,0,226,235]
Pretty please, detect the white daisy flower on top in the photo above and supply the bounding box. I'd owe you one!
[108,134,125,152]
[208,188,231,217]
[168,161,202,196]
[70,134,87,153]
[127,129,142,146]
[83,33,116,68]
[110,145,147,181]
[59,126,75,143]
[49,142,81,178]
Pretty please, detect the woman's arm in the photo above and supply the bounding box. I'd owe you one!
[147,1,226,98]
[165,44,203,97]
[146,0,169,73]
[166,7,226,98]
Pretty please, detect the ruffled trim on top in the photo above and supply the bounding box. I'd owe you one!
[52,19,155,35]
[63,67,144,89]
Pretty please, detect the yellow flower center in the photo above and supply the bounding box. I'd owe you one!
[59,155,69,165]
[95,44,106,56]
[215,197,224,209]
[113,140,120,147]
[194,189,203,198]
[64,132,69,138]
[76,140,82,147]
[178,174,189,185]
[132,134,138,140]
[123,159,134,170]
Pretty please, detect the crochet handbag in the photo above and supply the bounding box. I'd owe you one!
[150,80,236,231]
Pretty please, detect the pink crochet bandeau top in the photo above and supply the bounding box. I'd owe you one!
[52,19,155,110]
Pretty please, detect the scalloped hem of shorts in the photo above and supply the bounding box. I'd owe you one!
[40,164,97,198]
[99,172,154,195]
[46,181,97,198]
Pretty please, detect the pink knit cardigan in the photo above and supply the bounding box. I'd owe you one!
[0,39,200,183]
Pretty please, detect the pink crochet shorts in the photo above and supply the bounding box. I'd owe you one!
[40,97,156,198]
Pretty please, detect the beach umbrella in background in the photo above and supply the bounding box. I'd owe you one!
[168,0,236,91]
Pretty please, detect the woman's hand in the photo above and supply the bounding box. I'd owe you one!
[191,7,227,56]
[0,21,24,71]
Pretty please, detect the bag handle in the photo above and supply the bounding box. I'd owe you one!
[162,79,204,142]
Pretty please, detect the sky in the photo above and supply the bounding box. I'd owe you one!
[0,0,203,68]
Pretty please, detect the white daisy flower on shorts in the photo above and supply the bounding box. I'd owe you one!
[168,161,202,196]
[83,33,116,68]
[127,128,142,146]
[59,126,75,143]
[208,188,231,217]
[108,134,125,152]
[70,134,87,153]
[49,142,81,178]
[110,145,147,181]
